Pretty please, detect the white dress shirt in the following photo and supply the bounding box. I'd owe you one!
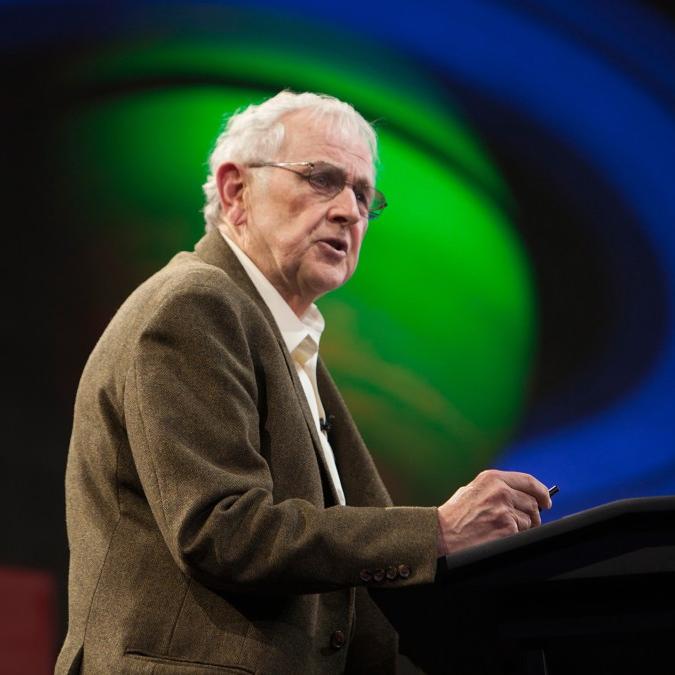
[220,231,347,505]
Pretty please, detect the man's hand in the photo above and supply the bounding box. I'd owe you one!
[436,470,552,557]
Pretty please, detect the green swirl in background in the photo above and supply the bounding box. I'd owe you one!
[53,30,535,503]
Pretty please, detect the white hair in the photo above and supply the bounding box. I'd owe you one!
[202,90,378,232]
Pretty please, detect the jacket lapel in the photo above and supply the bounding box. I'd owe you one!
[194,230,340,505]
[277,352,341,506]
[317,359,393,508]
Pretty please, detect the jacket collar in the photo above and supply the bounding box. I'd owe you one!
[194,228,270,312]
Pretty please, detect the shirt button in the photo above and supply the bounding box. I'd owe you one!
[359,569,372,582]
[372,568,385,582]
[385,565,398,580]
[330,630,346,650]
[397,564,411,579]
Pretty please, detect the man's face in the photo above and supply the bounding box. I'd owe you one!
[232,109,373,315]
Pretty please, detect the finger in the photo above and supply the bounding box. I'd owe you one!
[509,490,542,527]
[491,470,552,509]
[512,509,532,532]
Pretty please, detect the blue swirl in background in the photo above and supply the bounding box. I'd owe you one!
[224,0,675,516]
[3,0,674,518]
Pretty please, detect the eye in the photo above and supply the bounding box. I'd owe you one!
[353,184,373,206]
[309,170,331,190]
[308,163,347,195]
[308,166,339,192]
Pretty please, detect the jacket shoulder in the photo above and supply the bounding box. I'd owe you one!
[78,249,263,399]
[114,250,263,336]
[143,251,245,304]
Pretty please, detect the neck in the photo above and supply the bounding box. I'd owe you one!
[287,296,312,318]
[218,224,313,318]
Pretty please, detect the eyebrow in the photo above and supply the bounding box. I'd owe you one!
[353,176,374,190]
[325,162,375,189]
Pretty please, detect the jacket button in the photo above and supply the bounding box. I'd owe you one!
[331,630,346,650]
[373,568,385,582]
[385,565,398,580]
[397,564,411,579]
[359,569,372,582]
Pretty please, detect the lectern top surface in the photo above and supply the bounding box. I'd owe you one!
[440,495,675,581]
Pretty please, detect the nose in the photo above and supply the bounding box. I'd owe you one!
[327,185,362,227]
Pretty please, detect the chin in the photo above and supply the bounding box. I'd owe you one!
[308,269,351,298]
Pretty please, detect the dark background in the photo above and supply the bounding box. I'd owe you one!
[2,1,675,671]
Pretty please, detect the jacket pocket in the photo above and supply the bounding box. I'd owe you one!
[124,649,255,673]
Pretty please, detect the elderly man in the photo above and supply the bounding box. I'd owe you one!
[57,91,551,674]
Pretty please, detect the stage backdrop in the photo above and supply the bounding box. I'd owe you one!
[1,0,674,668]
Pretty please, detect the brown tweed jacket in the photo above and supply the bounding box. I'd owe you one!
[56,229,438,675]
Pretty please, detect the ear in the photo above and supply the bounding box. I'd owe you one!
[216,162,247,228]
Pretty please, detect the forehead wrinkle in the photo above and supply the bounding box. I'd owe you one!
[311,151,374,189]
[331,152,375,189]
[278,111,374,183]
[290,138,371,173]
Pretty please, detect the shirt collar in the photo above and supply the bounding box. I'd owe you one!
[219,230,325,355]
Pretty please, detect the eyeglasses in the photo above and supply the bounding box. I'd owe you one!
[247,161,387,220]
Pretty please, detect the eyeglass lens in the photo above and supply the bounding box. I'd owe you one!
[307,163,384,218]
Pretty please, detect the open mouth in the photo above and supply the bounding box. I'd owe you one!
[320,237,348,253]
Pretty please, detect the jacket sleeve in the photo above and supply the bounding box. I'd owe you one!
[123,273,439,595]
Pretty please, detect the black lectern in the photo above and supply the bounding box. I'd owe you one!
[374,496,675,674]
